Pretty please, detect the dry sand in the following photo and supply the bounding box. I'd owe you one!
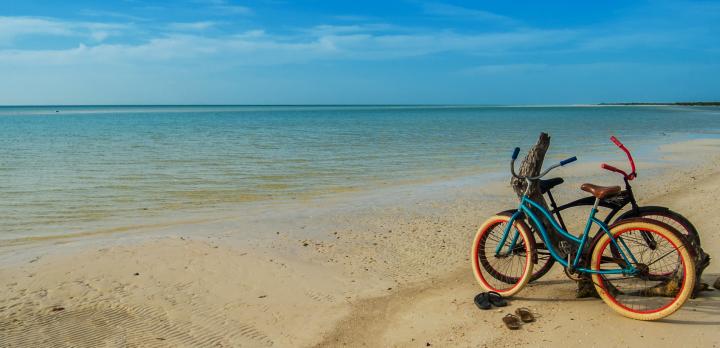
[1,139,719,347]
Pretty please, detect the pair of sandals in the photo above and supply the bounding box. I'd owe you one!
[473,291,507,309]
[473,292,535,330]
[502,308,535,330]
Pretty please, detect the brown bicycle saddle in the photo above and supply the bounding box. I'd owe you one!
[580,183,621,199]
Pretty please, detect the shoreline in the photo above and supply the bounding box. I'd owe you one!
[3,132,717,246]
[1,138,720,346]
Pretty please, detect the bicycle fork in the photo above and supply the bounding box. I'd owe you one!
[495,222,521,257]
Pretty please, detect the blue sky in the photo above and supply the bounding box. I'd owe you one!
[1,0,719,105]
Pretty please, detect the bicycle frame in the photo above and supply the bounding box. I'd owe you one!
[496,195,638,275]
[546,176,637,233]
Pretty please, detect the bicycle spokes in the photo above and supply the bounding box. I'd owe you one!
[472,217,533,296]
[596,228,687,312]
[481,223,526,282]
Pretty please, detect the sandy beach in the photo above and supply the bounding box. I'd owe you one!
[1,138,719,347]
[3,0,720,346]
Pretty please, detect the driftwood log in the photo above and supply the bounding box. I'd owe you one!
[511,132,597,297]
[510,132,550,199]
[510,133,558,246]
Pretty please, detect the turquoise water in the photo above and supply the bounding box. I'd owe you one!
[1,105,719,239]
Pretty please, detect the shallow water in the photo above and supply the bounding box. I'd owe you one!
[1,105,719,239]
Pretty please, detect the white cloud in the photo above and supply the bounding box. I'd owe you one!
[91,31,110,42]
[0,17,74,43]
[194,0,253,15]
[215,5,253,15]
[0,1,716,70]
[304,23,396,35]
[0,16,128,45]
[0,26,581,68]
[78,9,148,22]
[167,21,218,31]
[421,2,516,24]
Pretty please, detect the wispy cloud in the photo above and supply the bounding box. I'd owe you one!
[0,17,73,44]
[3,4,716,70]
[0,25,582,70]
[195,0,253,15]
[0,16,128,45]
[421,2,517,25]
[78,9,148,22]
[0,2,717,74]
[167,21,218,31]
[303,23,397,36]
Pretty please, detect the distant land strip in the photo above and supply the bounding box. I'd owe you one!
[599,102,720,106]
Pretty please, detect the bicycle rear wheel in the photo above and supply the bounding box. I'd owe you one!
[614,207,702,279]
[615,206,701,249]
[590,218,695,320]
[472,215,534,297]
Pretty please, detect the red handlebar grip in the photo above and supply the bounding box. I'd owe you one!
[608,135,637,180]
[601,163,628,177]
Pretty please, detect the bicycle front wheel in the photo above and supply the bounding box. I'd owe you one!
[494,210,555,282]
[590,218,695,320]
[471,215,535,297]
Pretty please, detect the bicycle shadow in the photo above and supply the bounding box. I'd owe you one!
[513,274,720,316]
[527,279,573,286]
[511,283,598,303]
[510,296,598,303]
[659,273,720,324]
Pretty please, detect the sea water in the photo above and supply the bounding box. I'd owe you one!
[1,105,719,239]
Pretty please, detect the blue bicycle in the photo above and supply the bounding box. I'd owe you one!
[471,147,696,320]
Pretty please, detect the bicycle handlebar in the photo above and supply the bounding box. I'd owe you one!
[511,147,576,181]
[602,136,637,180]
[560,156,577,166]
[512,147,520,160]
[601,163,627,176]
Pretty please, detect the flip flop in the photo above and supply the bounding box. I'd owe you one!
[473,293,491,310]
[502,314,521,330]
[515,307,535,323]
[487,291,507,307]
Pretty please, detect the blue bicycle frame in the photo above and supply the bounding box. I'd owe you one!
[495,195,639,275]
